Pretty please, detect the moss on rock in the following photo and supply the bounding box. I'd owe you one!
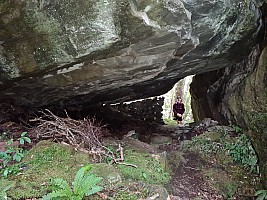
[0,139,171,199]
[227,47,267,185]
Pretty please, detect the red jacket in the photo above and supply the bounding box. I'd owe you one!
[173,102,185,115]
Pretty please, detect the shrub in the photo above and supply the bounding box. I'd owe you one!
[226,134,259,174]
[0,132,31,177]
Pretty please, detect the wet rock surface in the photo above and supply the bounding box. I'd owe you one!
[190,46,267,185]
[0,0,263,109]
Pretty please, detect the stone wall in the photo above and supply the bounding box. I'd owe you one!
[111,97,164,124]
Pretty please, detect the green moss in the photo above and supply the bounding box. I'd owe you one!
[1,141,170,199]
[105,180,150,200]
[191,133,261,198]
[248,112,267,133]
[116,149,170,184]
[116,191,140,200]
[247,111,267,185]
[3,141,91,199]
[90,163,122,187]
[163,118,177,126]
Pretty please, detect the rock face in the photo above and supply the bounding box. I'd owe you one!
[190,45,267,185]
[226,47,267,186]
[1,0,267,186]
[0,0,263,108]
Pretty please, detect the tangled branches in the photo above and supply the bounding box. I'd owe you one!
[31,110,136,167]
[31,109,107,151]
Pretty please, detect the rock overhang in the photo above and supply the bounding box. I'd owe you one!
[0,0,264,108]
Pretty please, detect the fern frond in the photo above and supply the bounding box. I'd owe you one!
[70,196,83,200]
[74,174,102,196]
[73,167,86,192]
[1,183,15,192]
[42,165,101,199]
[42,190,68,200]
[86,185,103,196]
[73,165,91,193]
[0,191,8,200]
[0,183,15,200]
[50,178,71,193]
[83,174,103,188]
[255,190,267,195]
[43,178,72,199]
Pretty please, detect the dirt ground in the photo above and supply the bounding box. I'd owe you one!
[0,120,261,200]
[167,151,224,200]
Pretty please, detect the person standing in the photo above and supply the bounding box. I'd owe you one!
[173,97,185,126]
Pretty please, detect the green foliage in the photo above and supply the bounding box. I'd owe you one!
[226,134,259,174]
[189,137,223,154]
[1,163,24,177]
[116,191,139,200]
[42,165,103,200]
[231,125,242,133]
[0,131,9,142]
[117,150,170,184]
[186,131,225,154]
[185,127,259,174]
[0,132,31,177]
[255,189,267,200]
[163,118,177,126]
[249,112,267,133]
[103,146,120,164]
[221,182,238,200]
[18,132,31,145]
[1,141,91,199]
[0,182,15,200]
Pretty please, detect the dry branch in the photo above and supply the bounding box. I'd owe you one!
[31,110,136,167]
[31,109,106,151]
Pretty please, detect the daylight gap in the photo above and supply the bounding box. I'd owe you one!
[162,75,194,126]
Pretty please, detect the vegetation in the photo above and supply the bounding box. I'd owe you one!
[255,189,267,200]
[0,182,15,200]
[163,118,177,126]
[1,110,262,199]
[0,139,171,199]
[186,127,259,174]
[226,134,259,174]
[0,132,31,177]
[0,141,91,199]
[183,126,263,199]
[42,165,103,200]
[249,112,267,133]
[116,149,170,185]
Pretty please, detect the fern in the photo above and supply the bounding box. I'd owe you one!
[73,165,91,195]
[42,165,103,200]
[51,178,72,192]
[0,183,15,200]
[75,174,103,196]
[255,189,267,200]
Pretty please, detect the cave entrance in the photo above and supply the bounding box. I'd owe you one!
[162,75,194,125]
[93,75,195,130]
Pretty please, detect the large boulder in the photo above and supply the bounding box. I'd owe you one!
[0,0,263,108]
[190,46,267,185]
[226,47,267,185]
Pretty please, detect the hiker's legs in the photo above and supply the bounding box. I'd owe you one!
[177,116,183,126]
